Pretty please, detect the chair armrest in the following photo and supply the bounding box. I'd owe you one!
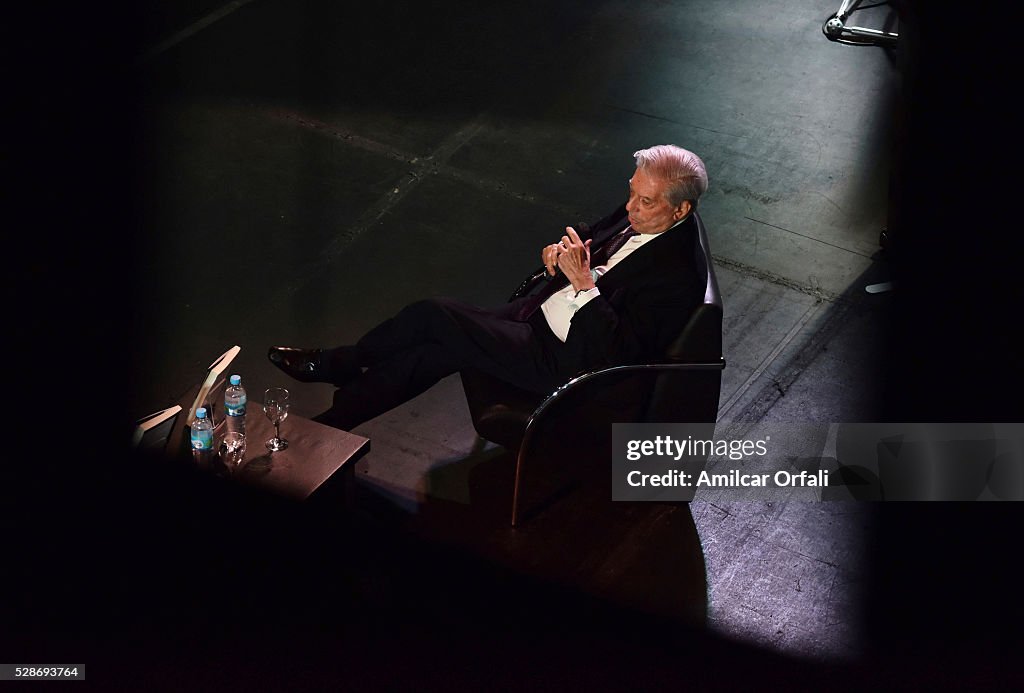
[512,359,726,525]
[509,267,550,302]
[521,361,726,447]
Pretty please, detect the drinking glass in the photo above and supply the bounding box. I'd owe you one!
[263,387,290,451]
[219,431,246,471]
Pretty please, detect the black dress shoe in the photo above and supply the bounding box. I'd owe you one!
[268,347,331,384]
[268,346,361,386]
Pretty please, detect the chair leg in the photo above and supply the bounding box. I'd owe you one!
[511,447,525,528]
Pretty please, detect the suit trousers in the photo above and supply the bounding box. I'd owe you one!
[312,297,567,430]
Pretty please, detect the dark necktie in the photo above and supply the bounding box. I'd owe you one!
[588,226,639,268]
[515,226,638,320]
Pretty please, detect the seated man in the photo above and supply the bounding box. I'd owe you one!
[269,144,709,431]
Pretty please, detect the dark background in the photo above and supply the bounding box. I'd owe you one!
[6,1,1022,687]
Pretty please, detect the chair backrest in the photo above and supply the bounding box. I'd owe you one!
[665,211,723,363]
[643,210,724,423]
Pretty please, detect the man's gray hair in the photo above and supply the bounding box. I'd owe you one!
[633,145,709,208]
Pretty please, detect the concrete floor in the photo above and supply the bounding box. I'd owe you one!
[8,0,1023,686]
[119,0,900,663]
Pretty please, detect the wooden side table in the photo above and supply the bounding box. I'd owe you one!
[166,386,370,503]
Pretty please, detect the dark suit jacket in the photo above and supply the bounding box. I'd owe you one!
[557,204,704,378]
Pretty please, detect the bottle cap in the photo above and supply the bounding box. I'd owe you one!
[196,407,207,418]
[230,375,241,386]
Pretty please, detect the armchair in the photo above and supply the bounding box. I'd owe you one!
[461,211,725,526]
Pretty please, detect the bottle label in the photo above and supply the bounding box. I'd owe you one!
[191,427,213,450]
[226,394,247,417]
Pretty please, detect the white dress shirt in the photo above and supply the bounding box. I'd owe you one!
[541,217,686,342]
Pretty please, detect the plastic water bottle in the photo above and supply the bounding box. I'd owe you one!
[190,407,214,467]
[224,374,247,435]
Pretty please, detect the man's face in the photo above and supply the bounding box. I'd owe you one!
[625,167,691,234]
